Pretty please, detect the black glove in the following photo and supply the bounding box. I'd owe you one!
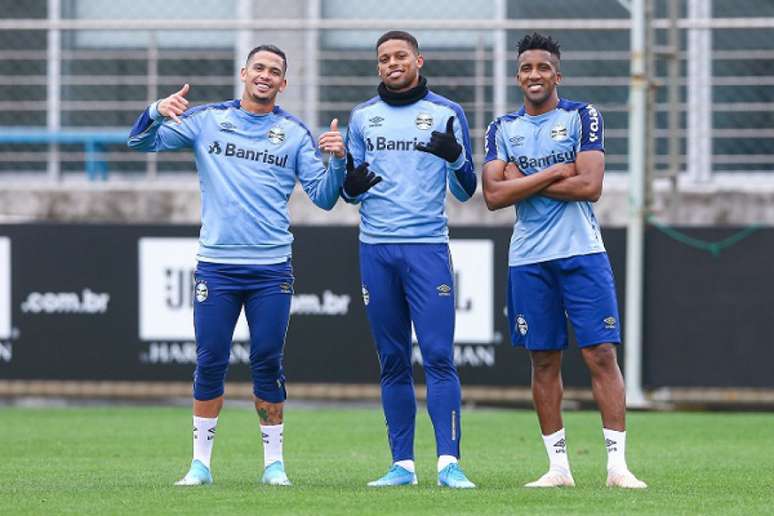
[415,116,462,163]
[344,153,382,197]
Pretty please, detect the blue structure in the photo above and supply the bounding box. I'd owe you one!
[0,128,128,179]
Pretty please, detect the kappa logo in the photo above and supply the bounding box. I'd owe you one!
[219,121,237,132]
[604,316,617,329]
[415,113,433,130]
[194,281,208,303]
[509,135,526,146]
[361,285,370,306]
[586,104,601,142]
[368,116,384,128]
[516,314,528,336]
[267,126,286,145]
[207,141,222,154]
[551,124,568,141]
[437,284,452,296]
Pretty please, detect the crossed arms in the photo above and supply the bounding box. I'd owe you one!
[481,150,605,210]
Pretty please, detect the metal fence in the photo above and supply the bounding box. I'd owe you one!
[0,0,772,181]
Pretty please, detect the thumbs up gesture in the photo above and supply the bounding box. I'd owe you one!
[318,118,346,159]
[158,84,190,124]
[415,115,462,163]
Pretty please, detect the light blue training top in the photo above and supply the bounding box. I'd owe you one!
[345,90,477,244]
[485,98,606,266]
[128,100,346,264]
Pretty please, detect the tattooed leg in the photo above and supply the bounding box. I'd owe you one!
[255,398,284,425]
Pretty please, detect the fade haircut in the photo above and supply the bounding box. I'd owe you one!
[246,44,287,73]
[376,30,420,54]
[517,32,561,60]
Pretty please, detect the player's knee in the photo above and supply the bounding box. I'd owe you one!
[420,346,454,373]
[250,350,286,402]
[379,355,412,384]
[193,363,228,400]
[250,350,282,381]
[583,344,618,371]
[252,375,287,403]
[530,352,561,375]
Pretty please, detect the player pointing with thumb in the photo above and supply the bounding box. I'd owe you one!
[343,31,477,489]
[415,116,463,163]
[157,83,190,125]
[128,44,379,489]
[319,118,382,197]
[318,118,346,158]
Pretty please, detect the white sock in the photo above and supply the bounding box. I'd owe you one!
[603,428,628,473]
[394,459,415,473]
[261,424,284,468]
[542,428,571,475]
[192,416,217,469]
[437,455,458,473]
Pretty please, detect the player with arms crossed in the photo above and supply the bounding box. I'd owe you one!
[482,33,647,489]
[128,44,378,487]
[342,30,477,488]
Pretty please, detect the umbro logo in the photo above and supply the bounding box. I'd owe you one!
[208,141,222,155]
[437,284,452,296]
[219,121,237,132]
[368,116,384,128]
[553,438,566,448]
[509,135,525,146]
[604,316,617,329]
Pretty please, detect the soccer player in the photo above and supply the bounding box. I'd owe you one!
[127,45,378,487]
[343,31,477,488]
[482,33,647,489]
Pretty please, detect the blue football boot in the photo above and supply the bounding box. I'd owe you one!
[367,464,418,487]
[174,459,213,486]
[438,463,476,489]
[261,461,292,486]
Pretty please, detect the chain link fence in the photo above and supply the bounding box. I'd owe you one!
[0,0,772,180]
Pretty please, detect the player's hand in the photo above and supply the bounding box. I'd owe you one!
[344,153,382,197]
[558,163,578,179]
[157,84,190,124]
[318,118,346,159]
[415,116,463,163]
[504,161,524,180]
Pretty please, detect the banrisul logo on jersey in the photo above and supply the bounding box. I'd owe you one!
[365,136,424,152]
[206,140,289,168]
[515,148,576,171]
[0,238,11,363]
[411,239,497,369]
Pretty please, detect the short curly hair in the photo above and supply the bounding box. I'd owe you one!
[517,32,561,60]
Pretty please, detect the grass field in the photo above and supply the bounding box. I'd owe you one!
[2,404,773,515]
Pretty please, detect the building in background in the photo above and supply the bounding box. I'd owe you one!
[0,1,773,225]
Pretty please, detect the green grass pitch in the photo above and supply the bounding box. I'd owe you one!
[1,405,773,514]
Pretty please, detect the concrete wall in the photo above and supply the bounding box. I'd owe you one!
[1,176,773,226]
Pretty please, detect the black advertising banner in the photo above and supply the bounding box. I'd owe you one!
[0,224,770,388]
